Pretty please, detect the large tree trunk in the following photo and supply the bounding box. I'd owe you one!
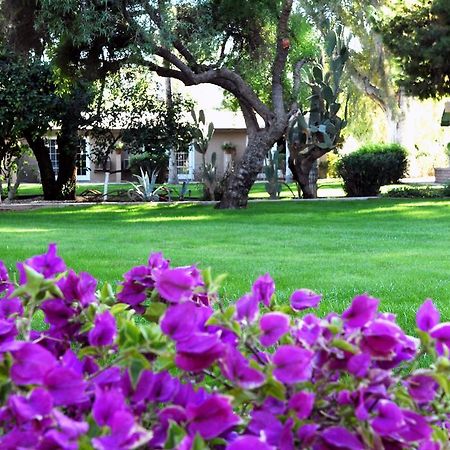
[289,151,319,199]
[217,130,281,209]
[24,133,59,199]
[55,122,79,200]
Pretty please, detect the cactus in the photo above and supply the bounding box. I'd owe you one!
[191,109,214,162]
[200,152,218,200]
[264,149,282,200]
[287,27,349,199]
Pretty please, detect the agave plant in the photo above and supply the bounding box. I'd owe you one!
[128,168,167,201]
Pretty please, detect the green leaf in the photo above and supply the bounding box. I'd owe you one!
[322,86,334,105]
[22,264,45,295]
[144,302,168,323]
[199,109,205,125]
[313,66,323,83]
[263,378,286,401]
[110,303,130,315]
[325,30,337,56]
[165,421,187,449]
[192,433,208,450]
[331,339,358,354]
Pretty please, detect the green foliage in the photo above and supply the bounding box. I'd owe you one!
[88,69,195,175]
[380,0,450,98]
[337,144,408,197]
[383,186,445,199]
[264,150,281,200]
[191,109,215,157]
[287,28,348,161]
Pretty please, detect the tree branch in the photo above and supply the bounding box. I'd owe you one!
[289,58,307,115]
[271,0,294,117]
[348,65,387,112]
[238,99,260,135]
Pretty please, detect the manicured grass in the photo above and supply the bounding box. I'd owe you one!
[2,199,450,333]
[15,179,346,199]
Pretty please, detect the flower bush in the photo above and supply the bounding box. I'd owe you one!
[0,244,449,449]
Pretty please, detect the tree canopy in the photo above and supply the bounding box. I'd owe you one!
[381,0,450,99]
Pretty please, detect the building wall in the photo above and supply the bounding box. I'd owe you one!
[193,129,247,179]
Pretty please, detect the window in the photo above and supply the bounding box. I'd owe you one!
[45,137,90,181]
[176,150,190,175]
[46,139,59,175]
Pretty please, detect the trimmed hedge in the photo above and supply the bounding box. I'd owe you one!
[337,144,408,197]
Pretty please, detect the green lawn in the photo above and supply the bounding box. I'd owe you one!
[15,179,346,199]
[1,199,450,334]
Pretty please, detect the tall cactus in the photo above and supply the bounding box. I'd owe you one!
[287,28,348,198]
[191,109,215,167]
[191,109,216,200]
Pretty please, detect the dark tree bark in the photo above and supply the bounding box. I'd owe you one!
[24,132,59,199]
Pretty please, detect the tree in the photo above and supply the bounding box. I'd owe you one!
[88,67,196,193]
[0,0,136,200]
[288,29,349,198]
[380,0,450,99]
[39,0,315,208]
[301,0,410,145]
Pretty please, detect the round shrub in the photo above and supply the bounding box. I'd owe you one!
[337,143,408,197]
[0,245,448,449]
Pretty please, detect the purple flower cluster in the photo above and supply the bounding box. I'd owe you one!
[0,244,449,449]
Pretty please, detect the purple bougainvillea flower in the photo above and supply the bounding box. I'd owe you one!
[361,319,404,358]
[0,429,39,449]
[347,353,371,378]
[117,265,154,309]
[342,294,379,328]
[273,345,313,384]
[0,288,23,319]
[53,409,89,439]
[321,426,364,450]
[248,410,283,446]
[288,391,315,420]
[44,366,87,406]
[279,418,294,450]
[41,299,76,329]
[93,387,127,427]
[148,252,170,271]
[252,273,275,307]
[161,302,212,341]
[143,371,180,404]
[58,270,97,307]
[398,409,432,442]
[220,345,265,389]
[297,424,319,446]
[290,289,322,311]
[0,319,18,351]
[406,374,438,403]
[89,311,117,347]
[416,299,440,332]
[11,343,57,385]
[154,267,196,303]
[295,313,322,346]
[235,294,259,323]
[371,400,404,436]
[0,261,10,293]
[92,410,150,450]
[227,436,274,450]
[429,322,450,355]
[175,332,225,372]
[19,243,66,281]
[8,387,53,422]
[259,312,290,347]
[187,394,240,439]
